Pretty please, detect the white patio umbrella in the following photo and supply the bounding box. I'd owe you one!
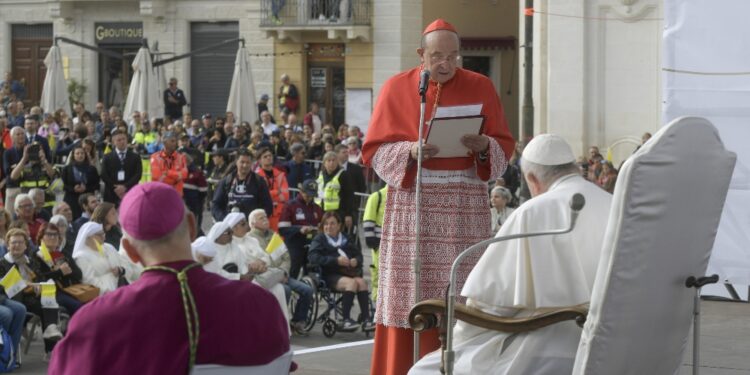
[123,46,162,123]
[226,45,258,124]
[40,45,70,115]
[152,45,168,120]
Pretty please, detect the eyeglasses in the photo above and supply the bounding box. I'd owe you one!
[18,204,33,209]
[8,241,25,246]
[428,53,461,65]
[44,232,59,237]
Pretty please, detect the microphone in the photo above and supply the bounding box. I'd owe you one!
[569,193,586,229]
[418,69,431,96]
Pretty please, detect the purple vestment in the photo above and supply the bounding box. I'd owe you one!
[49,260,290,374]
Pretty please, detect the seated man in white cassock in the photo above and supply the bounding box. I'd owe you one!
[410,134,613,375]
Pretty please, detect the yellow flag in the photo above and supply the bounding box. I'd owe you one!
[265,233,284,254]
[0,266,27,298]
[47,131,56,152]
[39,243,53,267]
[95,241,104,255]
[265,233,288,262]
[40,281,58,309]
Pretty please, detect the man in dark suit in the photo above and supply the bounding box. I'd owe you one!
[335,143,367,233]
[335,144,366,194]
[100,130,143,206]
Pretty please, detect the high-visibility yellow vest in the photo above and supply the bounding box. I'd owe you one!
[363,186,387,226]
[315,170,343,212]
[19,166,51,189]
[140,158,152,183]
[19,179,49,189]
[133,131,158,145]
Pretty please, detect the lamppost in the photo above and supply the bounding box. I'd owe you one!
[522,0,534,141]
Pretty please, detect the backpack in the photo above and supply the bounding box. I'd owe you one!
[0,326,15,372]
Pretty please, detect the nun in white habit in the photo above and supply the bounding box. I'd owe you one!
[191,236,221,275]
[223,212,291,329]
[206,221,250,281]
[410,135,613,375]
[73,222,138,295]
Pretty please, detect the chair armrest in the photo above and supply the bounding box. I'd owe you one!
[409,299,589,334]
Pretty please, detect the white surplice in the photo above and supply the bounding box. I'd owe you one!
[410,174,612,375]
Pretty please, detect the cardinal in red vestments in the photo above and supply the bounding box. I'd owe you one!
[362,19,515,375]
[49,182,292,375]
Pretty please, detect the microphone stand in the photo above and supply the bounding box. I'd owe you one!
[413,78,428,365]
[442,193,585,375]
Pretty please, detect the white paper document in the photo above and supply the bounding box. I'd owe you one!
[426,116,485,158]
[434,104,483,118]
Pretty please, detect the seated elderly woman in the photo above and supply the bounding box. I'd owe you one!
[49,214,74,258]
[35,223,83,315]
[224,212,291,332]
[73,222,136,295]
[490,186,515,233]
[0,228,63,358]
[13,193,46,245]
[308,212,373,331]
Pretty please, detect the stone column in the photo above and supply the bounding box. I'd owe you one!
[372,0,422,101]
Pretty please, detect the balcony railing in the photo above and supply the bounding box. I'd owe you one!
[260,0,371,27]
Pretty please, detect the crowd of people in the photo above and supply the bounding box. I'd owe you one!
[0,68,384,367]
[0,52,637,372]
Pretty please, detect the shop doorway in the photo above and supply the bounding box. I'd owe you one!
[98,46,138,110]
[307,43,345,128]
[308,64,345,128]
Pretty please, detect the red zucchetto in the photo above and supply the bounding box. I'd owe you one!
[422,19,458,35]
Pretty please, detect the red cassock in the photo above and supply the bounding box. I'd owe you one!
[362,67,515,182]
[362,67,515,375]
[48,260,290,375]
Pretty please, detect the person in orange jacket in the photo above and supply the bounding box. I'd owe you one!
[150,132,188,196]
[254,146,289,230]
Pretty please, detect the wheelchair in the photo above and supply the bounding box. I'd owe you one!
[291,264,375,338]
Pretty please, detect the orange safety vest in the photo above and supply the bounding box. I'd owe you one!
[150,150,188,195]
[255,166,289,230]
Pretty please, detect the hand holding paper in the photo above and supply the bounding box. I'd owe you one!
[461,134,489,153]
[410,142,440,161]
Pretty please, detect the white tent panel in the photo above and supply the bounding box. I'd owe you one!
[663,0,750,285]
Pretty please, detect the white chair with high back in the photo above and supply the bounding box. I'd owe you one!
[409,116,737,375]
